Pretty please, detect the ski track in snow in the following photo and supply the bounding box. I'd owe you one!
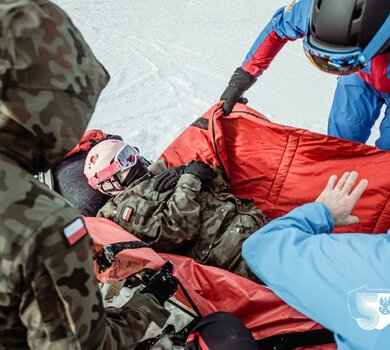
[53,0,382,160]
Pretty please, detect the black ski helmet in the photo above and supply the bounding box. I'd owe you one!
[304,0,390,74]
[311,0,389,51]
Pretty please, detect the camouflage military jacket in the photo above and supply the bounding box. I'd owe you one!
[0,1,169,348]
[98,161,269,282]
[0,157,170,350]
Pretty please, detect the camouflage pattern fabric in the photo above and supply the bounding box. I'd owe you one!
[0,1,169,349]
[98,160,269,283]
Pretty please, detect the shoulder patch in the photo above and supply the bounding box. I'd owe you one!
[121,206,133,222]
[63,218,88,245]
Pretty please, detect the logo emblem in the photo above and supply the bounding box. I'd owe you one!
[285,0,300,13]
[348,286,390,330]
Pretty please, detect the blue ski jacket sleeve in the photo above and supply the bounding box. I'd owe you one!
[242,202,390,350]
[242,0,312,77]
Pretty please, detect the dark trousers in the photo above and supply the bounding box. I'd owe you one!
[185,312,260,350]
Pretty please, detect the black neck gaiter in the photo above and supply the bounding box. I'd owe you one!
[121,158,149,187]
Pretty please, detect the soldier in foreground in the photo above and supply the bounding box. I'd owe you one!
[0,1,176,348]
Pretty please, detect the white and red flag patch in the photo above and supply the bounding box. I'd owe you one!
[121,206,133,222]
[63,218,88,245]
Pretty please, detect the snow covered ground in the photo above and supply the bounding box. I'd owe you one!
[53,0,380,159]
[44,2,383,348]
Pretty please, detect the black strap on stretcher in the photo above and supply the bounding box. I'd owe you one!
[95,241,150,272]
[256,328,335,350]
[136,325,334,350]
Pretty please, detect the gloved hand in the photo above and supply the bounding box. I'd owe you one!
[153,165,186,192]
[140,261,179,305]
[184,161,217,185]
[220,67,257,115]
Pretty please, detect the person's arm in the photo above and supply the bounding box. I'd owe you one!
[23,209,169,350]
[242,172,390,349]
[220,0,312,114]
[243,202,389,350]
[111,173,203,252]
[242,201,335,288]
[242,0,312,77]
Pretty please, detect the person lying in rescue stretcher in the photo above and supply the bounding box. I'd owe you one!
[83,138,269,284]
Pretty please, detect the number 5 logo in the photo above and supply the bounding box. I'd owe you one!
[348,286,390,330]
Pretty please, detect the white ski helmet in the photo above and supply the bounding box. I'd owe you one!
[84,139,139,195]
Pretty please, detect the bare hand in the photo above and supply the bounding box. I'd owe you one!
[315,171,368,227]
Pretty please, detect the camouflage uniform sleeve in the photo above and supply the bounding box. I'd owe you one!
[112,174,203,252]
[105,292,170,344]
[24,206,169,350]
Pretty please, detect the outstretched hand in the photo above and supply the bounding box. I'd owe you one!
[315,171,368,227]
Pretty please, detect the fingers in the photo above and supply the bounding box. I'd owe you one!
[316,174,337,202]
[341,171,358,194]
[325,174,338,191]
[222,100,234,115]
[345,215,359,226]
[350,178,368,204]
[332,171,367,196]
[334,172,350,191]
[153,174,165,191]
[153,172,177,192]
[238,97,248,105]
[334,171,368,200]
[164,176,178,189]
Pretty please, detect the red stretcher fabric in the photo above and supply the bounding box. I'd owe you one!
[86,217,332,349]
[85,102,390,348]
[161,101,390,233]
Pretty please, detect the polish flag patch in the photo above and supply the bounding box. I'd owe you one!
[121,206,133,222]
[63,218,88,245]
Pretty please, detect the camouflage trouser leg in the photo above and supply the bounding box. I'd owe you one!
[204,228,265,285]
[229,255,265,285]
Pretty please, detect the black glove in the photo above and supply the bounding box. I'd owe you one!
[153,165,186,192]
[140,261,179,305]
[220,67,256,115]
[184,161,217,185]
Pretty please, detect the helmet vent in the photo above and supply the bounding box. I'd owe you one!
[352,7,363,21]
[316,0,322,10]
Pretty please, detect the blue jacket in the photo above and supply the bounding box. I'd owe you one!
[242,202,390,350]
[243,0,390,94]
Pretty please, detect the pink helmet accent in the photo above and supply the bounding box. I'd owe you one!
[84,139,128,195]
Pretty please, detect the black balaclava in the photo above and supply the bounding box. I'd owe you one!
[120,157,149,187]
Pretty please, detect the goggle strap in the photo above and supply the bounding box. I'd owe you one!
[97,176,123,194]
[90,162,121,187]
[363,14,390,61]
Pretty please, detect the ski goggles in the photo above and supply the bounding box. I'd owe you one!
[88,145,138,194]
[303,35,367,75]
[303,14,390,75]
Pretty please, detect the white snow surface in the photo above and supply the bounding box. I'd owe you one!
[54,0,380,160]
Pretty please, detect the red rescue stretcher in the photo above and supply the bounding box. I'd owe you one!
[84,102,390,349]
